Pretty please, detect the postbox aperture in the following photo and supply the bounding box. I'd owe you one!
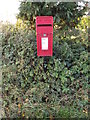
[36,16,53,56]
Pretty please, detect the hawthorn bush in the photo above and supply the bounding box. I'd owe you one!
[1,21,88,118]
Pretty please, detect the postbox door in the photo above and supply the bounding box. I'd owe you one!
[37,33,53,56]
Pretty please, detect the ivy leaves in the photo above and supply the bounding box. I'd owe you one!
[2,23,88,118]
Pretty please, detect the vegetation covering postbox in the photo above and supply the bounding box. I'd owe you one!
[36,16,53,56]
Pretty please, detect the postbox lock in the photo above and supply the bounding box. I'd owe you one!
[43,34,46,36]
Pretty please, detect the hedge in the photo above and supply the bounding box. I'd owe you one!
[1,23,88,118]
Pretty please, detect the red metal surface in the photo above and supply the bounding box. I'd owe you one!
[36,16,53,56]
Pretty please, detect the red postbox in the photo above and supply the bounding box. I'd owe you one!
[36,16,53,56]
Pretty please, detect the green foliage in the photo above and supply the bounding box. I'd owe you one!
[1,21,88,118]
[17,1,87,29]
